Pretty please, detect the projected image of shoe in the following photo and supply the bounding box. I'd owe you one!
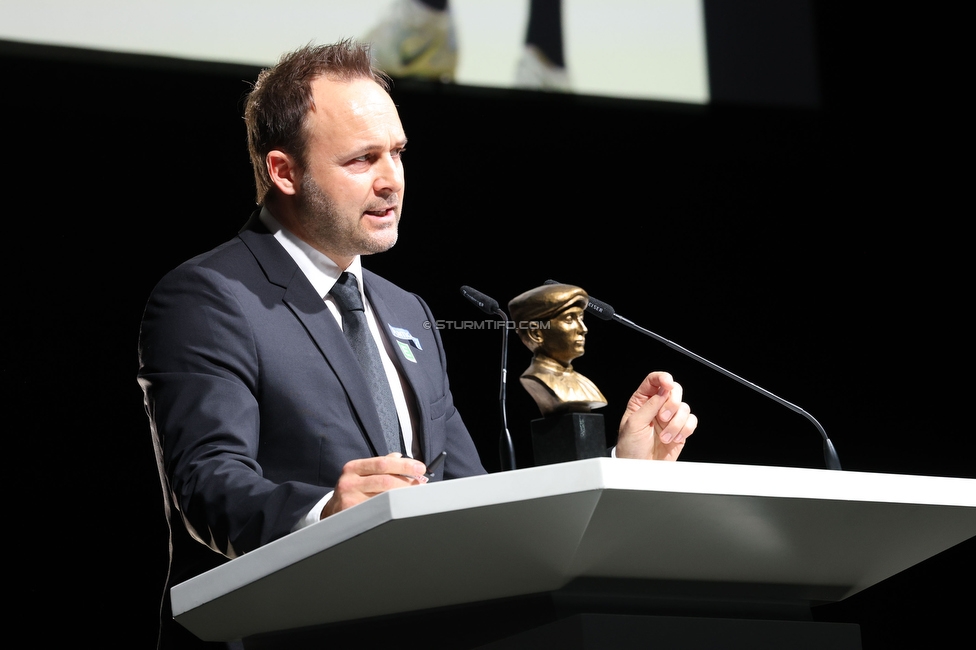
[515,45,571,92]
[365,0,458,82]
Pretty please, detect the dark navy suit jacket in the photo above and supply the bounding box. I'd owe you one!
[138,212,485,560]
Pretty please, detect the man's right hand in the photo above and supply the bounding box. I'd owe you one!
[320,453,428,518]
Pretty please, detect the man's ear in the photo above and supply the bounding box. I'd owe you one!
[267,150,300,196]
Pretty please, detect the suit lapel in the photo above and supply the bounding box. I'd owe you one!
[364,278,431,462]
[237,218,389,456]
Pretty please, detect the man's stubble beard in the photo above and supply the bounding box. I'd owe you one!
[296,175,399,259]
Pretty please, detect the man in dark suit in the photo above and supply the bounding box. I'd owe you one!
[138,41,698,645]
[139,39,492,562]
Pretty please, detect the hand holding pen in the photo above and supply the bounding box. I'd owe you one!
[321,451,448,518]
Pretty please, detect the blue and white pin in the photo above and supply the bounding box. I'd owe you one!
[389,324,422,363]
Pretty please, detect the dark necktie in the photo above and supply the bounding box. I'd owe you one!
[330,272,403,455]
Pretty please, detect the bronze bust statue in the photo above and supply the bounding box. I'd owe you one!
[508,284,607,416]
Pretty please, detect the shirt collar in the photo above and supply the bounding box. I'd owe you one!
[259,206,365,301]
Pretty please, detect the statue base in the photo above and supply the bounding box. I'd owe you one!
[530,412,608,466]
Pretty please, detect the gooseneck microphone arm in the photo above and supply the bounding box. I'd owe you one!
[460,286,516,471]
[545,280,842,471]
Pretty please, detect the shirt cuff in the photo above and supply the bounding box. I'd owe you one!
[294,490,335,531]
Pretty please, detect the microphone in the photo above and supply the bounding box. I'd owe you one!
[545,280,842,471]
[459,286,515,471]
[580,294,615,321]
[460,285,499,315]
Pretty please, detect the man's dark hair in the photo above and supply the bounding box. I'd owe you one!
[244,39,392,205]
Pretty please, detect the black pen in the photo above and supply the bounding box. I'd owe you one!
[396,451,447,482]
[424,451,447,479]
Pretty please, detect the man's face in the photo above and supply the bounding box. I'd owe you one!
[537,305,588,365]
[292,76,407,268]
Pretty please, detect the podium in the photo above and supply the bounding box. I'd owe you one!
[171,459,976,648]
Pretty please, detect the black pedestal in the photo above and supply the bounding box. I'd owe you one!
[530,412,607,465]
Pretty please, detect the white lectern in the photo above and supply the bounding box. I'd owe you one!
[171,459,976,648]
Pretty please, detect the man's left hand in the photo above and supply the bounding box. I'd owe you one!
[616,371,697,462]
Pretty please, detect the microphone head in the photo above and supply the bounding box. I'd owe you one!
[460,285,500,315]
[544,279,615,320]
[583,295,615,320]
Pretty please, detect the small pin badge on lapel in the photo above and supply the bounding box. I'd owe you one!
[396,340,417,363]
[389,324,422,363]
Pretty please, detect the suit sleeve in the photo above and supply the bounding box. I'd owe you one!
[416,294,487,480]
[138,263,329,558]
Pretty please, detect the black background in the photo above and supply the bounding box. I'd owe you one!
[3,2,971,647]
